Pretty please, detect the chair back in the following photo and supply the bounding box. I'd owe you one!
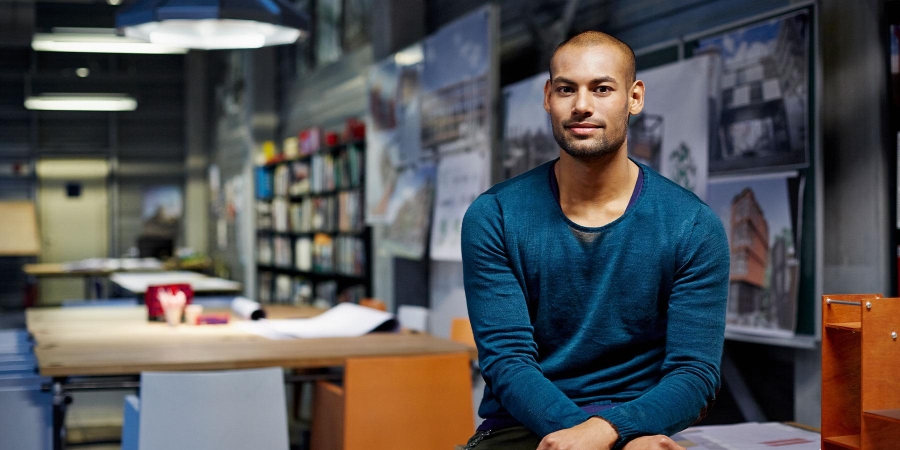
[137,367,289,450]
[341,352,474,450]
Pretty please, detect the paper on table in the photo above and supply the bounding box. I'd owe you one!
[673,422,819,450]
[235,303,398,340]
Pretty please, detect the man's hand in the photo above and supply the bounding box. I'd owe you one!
[622,435,686,450]
[536,417,618,450]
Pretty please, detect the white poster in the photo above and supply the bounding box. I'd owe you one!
[630,55,714,199]
[430,151,490,261]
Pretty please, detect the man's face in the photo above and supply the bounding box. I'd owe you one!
[543,44,643,160]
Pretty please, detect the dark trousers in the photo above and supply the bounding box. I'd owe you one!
[464,426,542,449]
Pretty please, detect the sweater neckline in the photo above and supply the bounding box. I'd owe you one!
[545,157,649,233]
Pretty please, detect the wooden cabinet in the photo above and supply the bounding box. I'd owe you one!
[822,294,900,450]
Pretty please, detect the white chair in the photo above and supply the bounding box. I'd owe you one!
[121,367,289,450]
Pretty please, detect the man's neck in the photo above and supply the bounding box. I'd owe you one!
[555,147,638,228]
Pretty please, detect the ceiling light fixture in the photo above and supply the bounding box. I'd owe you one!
[24,94,138,112]
[116,0,310,50]
[32,28,188,54]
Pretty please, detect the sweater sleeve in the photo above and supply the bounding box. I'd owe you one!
[595,205,730,448]
[461,194,593,436]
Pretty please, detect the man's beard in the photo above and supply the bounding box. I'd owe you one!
[551,120,627,159]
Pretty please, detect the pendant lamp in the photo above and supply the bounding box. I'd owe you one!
[115,0,310,50]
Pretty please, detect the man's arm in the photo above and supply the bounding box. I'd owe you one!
[461,194,611,441]
[593,206,730,447]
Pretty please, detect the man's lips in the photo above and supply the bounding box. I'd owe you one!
[566,122,602,136]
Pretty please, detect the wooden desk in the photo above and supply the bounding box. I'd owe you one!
[27,305,475,450]
[29,305,471,377]
[23,259,166,300]
[109,271,242,295]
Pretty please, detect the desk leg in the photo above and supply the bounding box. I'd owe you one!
[51,378,71,450]
[83,276,93,300]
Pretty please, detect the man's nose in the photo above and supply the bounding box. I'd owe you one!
[572,88,593,117]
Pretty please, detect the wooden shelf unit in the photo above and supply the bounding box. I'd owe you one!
[822,294,900,449]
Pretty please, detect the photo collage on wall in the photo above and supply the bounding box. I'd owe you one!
[499,9,812,338]
[366,7,493,261]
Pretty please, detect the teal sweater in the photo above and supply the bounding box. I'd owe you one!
[461,160,729,447]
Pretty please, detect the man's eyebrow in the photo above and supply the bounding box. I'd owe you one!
[551,76,618,85]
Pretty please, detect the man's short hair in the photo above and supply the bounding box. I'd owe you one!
[549,31,636,84]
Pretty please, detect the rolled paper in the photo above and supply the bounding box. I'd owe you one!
[232,297,266,320]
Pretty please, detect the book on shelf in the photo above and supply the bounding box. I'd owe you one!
[272,197,289,232]
[258,236,273,265]
[275,274,291,303]
[334,144,363,189]
[290,199,312,233]
[258,271,273,304]
[337,190,363,232]
[295,237,312,271]
[256,201,273,230]
[273,164,290,197]
[289,160,310,196]
[312,233,334,273]
[315,280,338,306]
[311,153,336,193]
[255,166,273,199]
[273,236,292,268]
[335,236,366,276]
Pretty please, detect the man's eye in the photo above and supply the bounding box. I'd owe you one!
[595,86,611,93]
[556,86,574,93]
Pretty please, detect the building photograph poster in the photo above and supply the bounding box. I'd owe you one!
[502,73,556,180]
[420,6,491,160]
[630,55,713,199]
[706,173,804,337]
[696,10,810,174]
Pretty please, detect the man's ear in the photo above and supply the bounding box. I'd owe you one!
[543,79,552,114]
[629,80,645,115]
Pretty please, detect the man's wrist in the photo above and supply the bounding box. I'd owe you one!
[584,416,620,449]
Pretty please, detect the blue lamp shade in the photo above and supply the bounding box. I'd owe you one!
[116,0,310,50]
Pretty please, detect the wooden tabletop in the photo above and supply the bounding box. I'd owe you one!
[23,260,165,277]
[27,306,475,377]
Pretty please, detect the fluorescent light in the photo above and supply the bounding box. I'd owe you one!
[32,29,188,54]
[25,94,138,112]
[394,46,424,66]
[124,19,301,50]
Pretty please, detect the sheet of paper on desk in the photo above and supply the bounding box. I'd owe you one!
[236,303,398,340]
[671,422,819,449]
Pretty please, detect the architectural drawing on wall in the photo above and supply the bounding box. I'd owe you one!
[430,151,488,261]
[365,44,424,224]
[382,163,437,260]
[631,55,714,199]
[707,173,803,337]
[696,10,809,174]
[502,74,557,180]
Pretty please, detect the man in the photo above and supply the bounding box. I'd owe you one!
[461,31,730,450]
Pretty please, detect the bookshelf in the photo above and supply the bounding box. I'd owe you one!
[254,133,370,307]
[821,294,900,449]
